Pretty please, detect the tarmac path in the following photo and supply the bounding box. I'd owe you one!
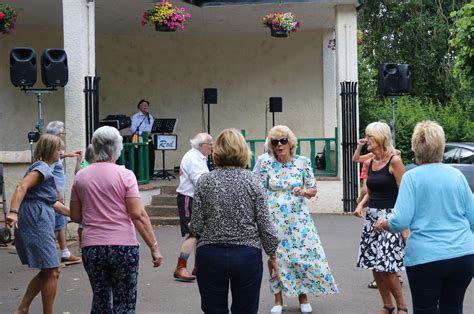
[0,214,472,313]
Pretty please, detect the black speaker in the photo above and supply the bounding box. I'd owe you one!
[10,48,37,87]
[204,88,217,104]
[269,97,282,112]
[41,48,68,87]
[378,63,412,96]
[397,64,412,93]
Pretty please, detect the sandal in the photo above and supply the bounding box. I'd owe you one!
[398,307,408,313]
[382,305,395,314]
[368,280,377,289]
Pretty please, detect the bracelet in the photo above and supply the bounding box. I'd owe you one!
[149,241,158,249]
[9,209,18,214]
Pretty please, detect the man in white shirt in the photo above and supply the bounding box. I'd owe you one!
[130,99,155,177]
[174,132,213,281]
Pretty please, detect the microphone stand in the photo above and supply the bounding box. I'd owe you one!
[134,113,149,139]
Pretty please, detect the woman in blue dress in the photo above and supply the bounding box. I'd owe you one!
[258,125,339,314]
[6,134,70,314]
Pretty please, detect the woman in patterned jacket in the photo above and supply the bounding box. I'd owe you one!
[190,128,279,314]
[258,125,339,314]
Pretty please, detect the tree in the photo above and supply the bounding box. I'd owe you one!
[356,1,473,159]
[358,0,468,100]
[450,2,474,90]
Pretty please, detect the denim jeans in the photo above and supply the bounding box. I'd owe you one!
[196,244,263,314]
[406,254,474,314]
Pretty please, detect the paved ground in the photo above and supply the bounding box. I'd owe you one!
[0,214,472,313]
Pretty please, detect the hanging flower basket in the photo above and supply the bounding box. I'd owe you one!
[155,23,175,32]
[0,4,17,34]
[141,1,190,32]
[270,28,288,38]
[262,12,300,38]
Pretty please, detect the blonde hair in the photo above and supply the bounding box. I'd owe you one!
[213,128,250,168]
[411,120,445,164]
[267,125,298,158]
[34,134,64,162]
[365,121,395,157]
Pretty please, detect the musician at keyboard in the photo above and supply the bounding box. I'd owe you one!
[130,99,155,177]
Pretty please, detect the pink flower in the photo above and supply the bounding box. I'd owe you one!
[141,20,147,26]
[0,13,5,20]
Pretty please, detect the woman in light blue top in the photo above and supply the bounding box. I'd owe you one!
[375,121,474,314]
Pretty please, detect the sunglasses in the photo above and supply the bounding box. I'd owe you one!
[271,138,289,146]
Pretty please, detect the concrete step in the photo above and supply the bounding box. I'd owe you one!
[149,216,180,226]
[145,205,178,217]
[159,185,178,195]
[151,194,176,206]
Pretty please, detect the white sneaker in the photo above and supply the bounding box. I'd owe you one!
[300,303,312,313]
[270,305,283,314]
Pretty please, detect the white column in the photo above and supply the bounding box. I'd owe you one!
[335,5,358,177]
[322,29,337,139]
[62,0,90,201]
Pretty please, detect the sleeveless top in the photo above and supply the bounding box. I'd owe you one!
[366,156,398,208]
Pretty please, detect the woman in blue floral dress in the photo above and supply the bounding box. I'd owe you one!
[258,125,339,314]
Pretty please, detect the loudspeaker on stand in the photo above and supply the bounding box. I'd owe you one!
[41,48,68,87]
[10,47,37,87]
[269,97,283,112]
[204,88,217,104]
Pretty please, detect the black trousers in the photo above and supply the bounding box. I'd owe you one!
[196,244,263,314]
[406,254,474,314]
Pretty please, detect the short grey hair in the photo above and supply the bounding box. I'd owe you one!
[190,133,210,149]
[46,121,65,135]
[92,126,123,162]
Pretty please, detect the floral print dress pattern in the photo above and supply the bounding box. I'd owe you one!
[259,155,339,297]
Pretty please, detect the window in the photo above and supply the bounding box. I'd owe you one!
[443,146,459,163]
[459,148,474,164]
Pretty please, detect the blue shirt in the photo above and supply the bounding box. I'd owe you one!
[52,159,65,196]
[388,163,474,266]
[130,111,154,136]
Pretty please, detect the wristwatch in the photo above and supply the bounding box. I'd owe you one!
[9,208,19,214]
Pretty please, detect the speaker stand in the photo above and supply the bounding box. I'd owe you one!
[207,103,211,134]
[22,87,57,134]
[388,96,399,147]
[152,150,176,180]
[272,112,276,127]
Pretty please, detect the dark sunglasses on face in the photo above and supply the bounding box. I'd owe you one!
[271,138,289,146]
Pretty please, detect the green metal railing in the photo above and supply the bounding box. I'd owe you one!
[118,132,150,184]
[242,127,338,177]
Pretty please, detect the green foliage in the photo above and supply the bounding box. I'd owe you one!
[361,97,474,163]
[450,2,474,90]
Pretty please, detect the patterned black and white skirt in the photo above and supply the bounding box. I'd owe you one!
[356,207,405,273]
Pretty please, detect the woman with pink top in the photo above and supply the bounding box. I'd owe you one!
[70,126,163,313]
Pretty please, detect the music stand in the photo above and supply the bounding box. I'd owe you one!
[151,118,177,134]
[152,134,178,180]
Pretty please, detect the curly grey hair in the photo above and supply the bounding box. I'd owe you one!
[92,126,123,162]
[190,133,211,149]
[46,121,65,135]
